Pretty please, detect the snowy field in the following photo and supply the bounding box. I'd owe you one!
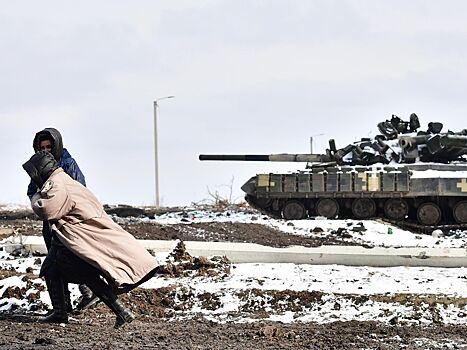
[0,206,466,326]
[115,208,467,249]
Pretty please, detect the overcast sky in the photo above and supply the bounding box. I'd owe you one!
[2,1,467,207]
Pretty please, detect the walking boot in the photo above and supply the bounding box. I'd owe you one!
[75,294,99,312]
[39,277,68,324]
[107,298,135,329]
[85,277,134,328]
[75,284,99,312]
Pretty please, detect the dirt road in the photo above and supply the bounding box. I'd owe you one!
[1,312,466,349]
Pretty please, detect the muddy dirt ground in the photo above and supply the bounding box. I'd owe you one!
[1,313,466,350]
[1,208,466,349]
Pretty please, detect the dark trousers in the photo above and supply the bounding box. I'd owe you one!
[42,223,94,299]
[40,236,116,301]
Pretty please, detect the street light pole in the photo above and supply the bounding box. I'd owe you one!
[153,96,175,209]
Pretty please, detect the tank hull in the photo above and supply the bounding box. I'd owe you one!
[242,164,467,226]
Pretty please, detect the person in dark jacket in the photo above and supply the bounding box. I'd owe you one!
[27,128,87,246]
[27,128,96,312]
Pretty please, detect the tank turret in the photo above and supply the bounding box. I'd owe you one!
[200,114,467,228]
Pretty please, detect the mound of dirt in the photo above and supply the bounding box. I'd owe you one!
[155,241,231,279]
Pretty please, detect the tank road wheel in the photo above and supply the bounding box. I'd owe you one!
[417,202,441,226]
[384,199,409,221]
[453,201,467,224]
[316,198,339,219]
[282,200,307,220]
[351,198,376,219]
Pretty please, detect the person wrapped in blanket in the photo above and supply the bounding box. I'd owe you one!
[23,151,157,328]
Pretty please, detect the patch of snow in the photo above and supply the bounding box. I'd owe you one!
[0,203,29,211]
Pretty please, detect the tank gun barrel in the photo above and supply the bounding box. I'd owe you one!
[399,135,430,150]
[199,154,269,161]
[199,153,332,162]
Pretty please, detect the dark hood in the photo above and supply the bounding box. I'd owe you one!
[23,151,59,188]
[32,127,64,161]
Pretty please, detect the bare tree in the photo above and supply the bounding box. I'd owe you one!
[202,176,244,209]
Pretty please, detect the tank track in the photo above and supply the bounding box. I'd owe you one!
[246,195,467,233]
[247,199,467,234]
[249,205,282,219]
[245,197,281,219]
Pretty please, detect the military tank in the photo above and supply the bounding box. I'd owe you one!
[200,114,467,229]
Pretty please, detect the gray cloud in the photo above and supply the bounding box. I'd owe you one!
[2,0,467,206]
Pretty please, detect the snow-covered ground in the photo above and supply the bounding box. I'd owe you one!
[115,208,467,249]
[1,207,466,325]
[140,262,467,325]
